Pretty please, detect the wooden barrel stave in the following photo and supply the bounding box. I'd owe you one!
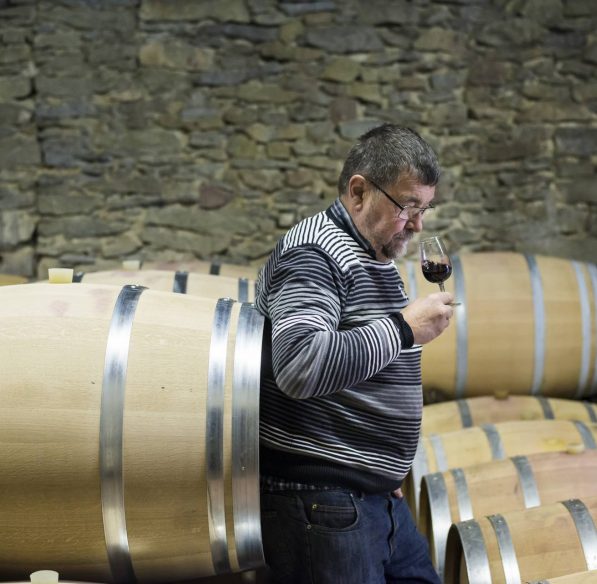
[528,570,597,583]
[421,395,597,435]
[0,283,264,584]
[141,260,260,282]
[0,274,28,286]
[406,419,597,519]
[399,252,597,399]
[444,496,597,584]
[419,450,597,578]
[70,270,256,303]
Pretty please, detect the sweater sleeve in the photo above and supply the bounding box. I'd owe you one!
[263,246,407,399]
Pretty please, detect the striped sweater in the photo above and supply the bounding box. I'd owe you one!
[255,198,423,493]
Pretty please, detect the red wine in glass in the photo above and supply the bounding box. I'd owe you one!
[419,236,452,293]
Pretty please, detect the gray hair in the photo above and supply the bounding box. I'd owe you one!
[337,123,441,195]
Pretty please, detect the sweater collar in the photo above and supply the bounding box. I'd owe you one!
[326,197,377,259]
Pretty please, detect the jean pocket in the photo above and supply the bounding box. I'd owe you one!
[303,491,359,531]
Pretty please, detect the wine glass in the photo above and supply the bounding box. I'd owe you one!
[419,236,453,293]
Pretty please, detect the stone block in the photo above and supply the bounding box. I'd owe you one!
[517,101,592,124]
[88,41,138,69]
[279,20,304,44]
[467,60,515,87]
[519,237,596,263]
[0,133,41,168]
[1,28,29,44]
[0,246,35,277]
[329,97,358,124]
[238,169,283,192]
[104,129,186,157]
[140,0,250,23]
[226,134,259,159]
[40,132,90,168]
[563,0,594,16]
[38,216,129,239]
[305,26,383,53]
[43,5,136,32]
[138,69,191,93]
[572,82,597,101]
[348,82,385,105]
[0,75,31,100]
[36,75,94,98]
[274,124,306,141]
[36,99,96,122]
[428,103,468,127]
[357,0,418,25]
[557,178,597,205]
[139,40,214,71]
[236,80,299,104]
[0,4,34,24]
[38,191,104,216]
[246,123,275,143]
[279,1,336,16]
[37,53,85,75]
[199,184,236,210]
[0,102,33,125]
[0,209,37,248]
[267,141,291,159]
[521,0,563,25]
[181,105,222,126]
[37,234,101,258]
[555,128,597,157]
[101,232,143,258]
[475,19,544,48]
[0,44,31,65]
[285,168,312,189]
[481,127,550,163]
[35,31,81,50]
[338,120,379,140]
[0,184,35,209]
[259,42,323,62]
[200,23,278,43]
[322,58,360,83]
[142,225,231,256]
[414,27,467,55]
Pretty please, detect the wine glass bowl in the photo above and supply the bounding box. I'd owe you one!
[419,236,452,293]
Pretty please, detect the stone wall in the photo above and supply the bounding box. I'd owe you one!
[0,0,596,279]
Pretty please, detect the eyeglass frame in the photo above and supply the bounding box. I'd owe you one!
[366,177,434,220]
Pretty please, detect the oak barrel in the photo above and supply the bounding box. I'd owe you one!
[142,260,260,281]
[528,570,597,583]
[71,269,256,302]
[419,450,597,578]
[0,273,27,285]
[406,419,597,518]
[0,283,265,584]
[444,496,597,583]
[421,395,597,435]
[400,252,597,399]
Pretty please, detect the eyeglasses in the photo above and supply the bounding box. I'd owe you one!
[367,178,434,220]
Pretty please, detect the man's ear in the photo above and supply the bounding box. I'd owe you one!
[347,175,368,210]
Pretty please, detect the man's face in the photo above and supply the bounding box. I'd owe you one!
[356,174,436,262]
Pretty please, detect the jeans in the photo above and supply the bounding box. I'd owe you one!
[260,489,441,584]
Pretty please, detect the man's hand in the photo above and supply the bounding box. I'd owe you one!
[401,292,454,345]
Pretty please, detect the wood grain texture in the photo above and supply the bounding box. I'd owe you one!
[421,396,597,435]
[444,497,597,584]
[0,283,259,583]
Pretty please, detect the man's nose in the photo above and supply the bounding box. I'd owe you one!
[406,213,424,232]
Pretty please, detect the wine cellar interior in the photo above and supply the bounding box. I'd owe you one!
[1,0,596,583]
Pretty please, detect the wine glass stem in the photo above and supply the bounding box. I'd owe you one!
[439,282,445,292]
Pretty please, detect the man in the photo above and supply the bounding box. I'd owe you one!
[255,124,453,583]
